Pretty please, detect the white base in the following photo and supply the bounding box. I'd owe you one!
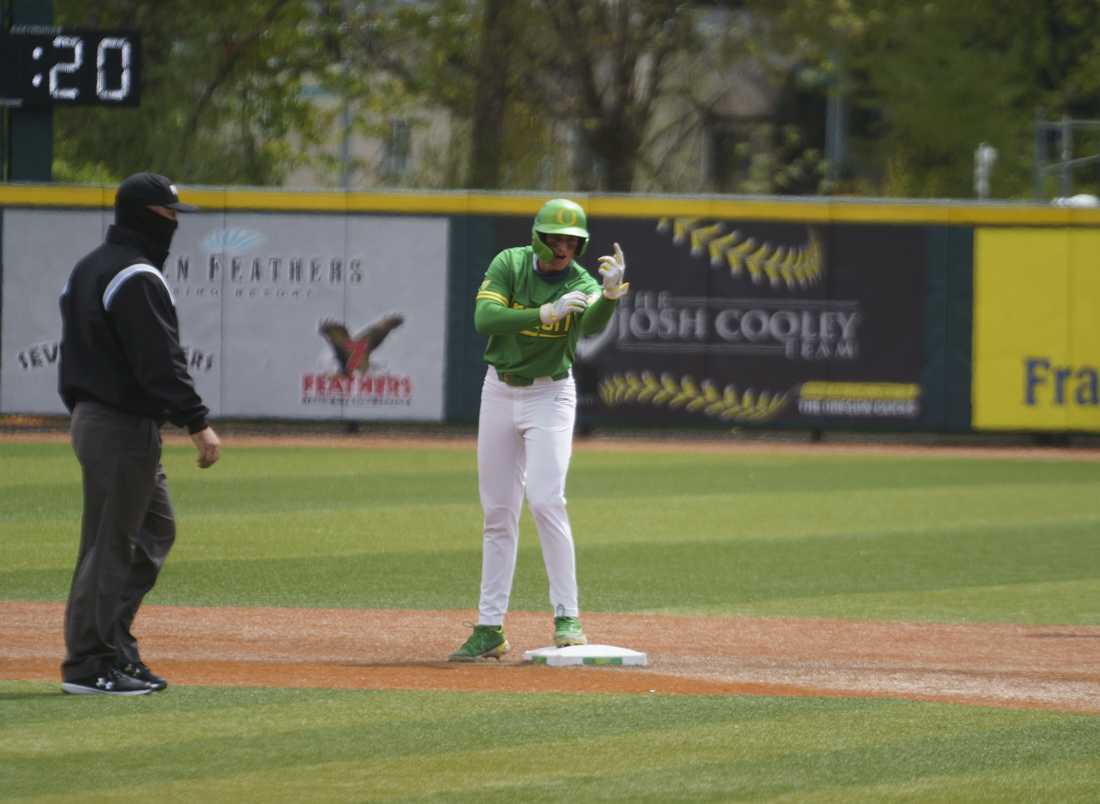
[523,644,648,667]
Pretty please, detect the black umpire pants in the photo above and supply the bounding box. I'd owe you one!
[61,401,176,681]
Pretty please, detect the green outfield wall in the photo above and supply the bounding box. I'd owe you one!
[2,184,1098,433]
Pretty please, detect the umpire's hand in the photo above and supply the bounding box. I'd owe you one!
[191,426,221,468]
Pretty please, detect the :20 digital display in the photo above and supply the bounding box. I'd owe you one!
[1,28,141,107]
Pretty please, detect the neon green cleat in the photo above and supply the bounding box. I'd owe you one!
[553,616,587,647]
[448,625,510,662]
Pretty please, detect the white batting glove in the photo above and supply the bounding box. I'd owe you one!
[539,290,590,324]
[598,242,629,299]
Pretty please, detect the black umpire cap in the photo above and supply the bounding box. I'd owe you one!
[115,172,199,212]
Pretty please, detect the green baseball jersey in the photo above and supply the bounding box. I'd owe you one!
[474,245,615,379]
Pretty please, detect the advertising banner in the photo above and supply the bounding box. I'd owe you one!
[493,215,928,429]
[2,209,109,414]
[1,209,448,420]
[973,228,1100,431]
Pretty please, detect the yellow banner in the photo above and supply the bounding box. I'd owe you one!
[973,228,1100,430]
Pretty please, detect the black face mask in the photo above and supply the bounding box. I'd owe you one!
[115,202,179,269]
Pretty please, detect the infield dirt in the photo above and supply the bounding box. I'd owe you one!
[3,602,1099,713]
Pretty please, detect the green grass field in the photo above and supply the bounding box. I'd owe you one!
[2,439,1100,801]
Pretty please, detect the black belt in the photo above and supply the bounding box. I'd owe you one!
[497,370,569,387]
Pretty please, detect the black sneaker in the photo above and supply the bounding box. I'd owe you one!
[61,668,152,696]
[121,661,168,692]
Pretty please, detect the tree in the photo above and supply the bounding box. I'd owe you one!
[640,4,831,196]
[49,0,1100,198]
[539,1,697,191]
[53,0,338,185]
[341,0,574,190]
[467,0,520,188]
[769,0,1100,198]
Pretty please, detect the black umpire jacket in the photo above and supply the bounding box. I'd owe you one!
[58,225,209,433]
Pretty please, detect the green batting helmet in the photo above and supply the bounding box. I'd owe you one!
[532,198,589,262]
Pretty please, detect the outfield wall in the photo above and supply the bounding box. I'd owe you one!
[1,185,1098,432]
[972,228,1100,432]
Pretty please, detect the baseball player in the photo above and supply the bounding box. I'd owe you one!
[449,198,628,661]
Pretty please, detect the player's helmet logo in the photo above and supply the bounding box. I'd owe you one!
[555,207,578,226]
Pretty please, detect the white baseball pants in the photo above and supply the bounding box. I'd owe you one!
[476,366,578,625]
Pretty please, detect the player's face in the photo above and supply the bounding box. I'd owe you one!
[540,234,580,272]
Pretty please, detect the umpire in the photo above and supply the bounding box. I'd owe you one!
[58,172,221,696]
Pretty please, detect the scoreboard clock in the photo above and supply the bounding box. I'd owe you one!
[1,27,141,107]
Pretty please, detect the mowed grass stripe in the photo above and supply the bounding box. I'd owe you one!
[1,687,865,796]
[97,731,1096,803]
[7,480,1097,571]
[3,684,1099,802]
[2,687,559,747]
[0,502,484,571]
[572,482,1100,545]
[786,759,1100,804]
[4,443,1098,510]
[3,520,1098,619]
[8,478,1099,547]
[2,525,1100,624]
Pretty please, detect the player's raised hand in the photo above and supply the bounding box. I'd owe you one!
[539,290,590,324]
[598,242,629,299]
